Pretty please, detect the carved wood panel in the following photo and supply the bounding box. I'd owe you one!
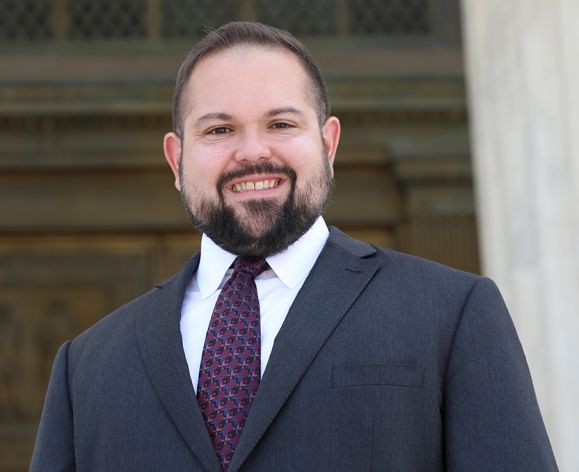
[0,235,200,470]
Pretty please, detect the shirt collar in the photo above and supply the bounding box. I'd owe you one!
[196,216,329,299]
[266,216,329,289]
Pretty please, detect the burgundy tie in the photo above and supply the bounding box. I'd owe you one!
[197,256,268,470]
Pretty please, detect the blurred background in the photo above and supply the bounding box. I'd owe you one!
[1,0,577,470]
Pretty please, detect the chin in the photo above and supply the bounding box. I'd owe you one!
[238,218,274,239]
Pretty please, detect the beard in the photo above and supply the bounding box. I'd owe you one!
[179,157,333,258]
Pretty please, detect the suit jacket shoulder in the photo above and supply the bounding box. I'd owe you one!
[69,254,199,358]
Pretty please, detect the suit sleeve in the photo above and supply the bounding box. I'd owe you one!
[30,341,76,471]
[443,277,558,471]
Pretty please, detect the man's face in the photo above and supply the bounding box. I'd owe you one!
[164,46,340,257]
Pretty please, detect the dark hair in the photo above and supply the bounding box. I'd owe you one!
[171,21,330,137]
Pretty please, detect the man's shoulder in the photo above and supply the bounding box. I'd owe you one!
[80,284,161,337]
[328,226,480,285]
[69,255,198,355]
[377,244,478,281]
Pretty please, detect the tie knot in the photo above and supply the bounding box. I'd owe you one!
[232,256,269,279]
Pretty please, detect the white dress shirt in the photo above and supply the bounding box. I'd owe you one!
[180,217,329,392]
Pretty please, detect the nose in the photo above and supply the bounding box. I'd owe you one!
[233,129,272,163]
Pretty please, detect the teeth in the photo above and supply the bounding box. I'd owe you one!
[232,179,279,193]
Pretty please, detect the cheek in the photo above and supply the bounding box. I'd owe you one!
[297,151,327,179]
[182,148,226,187]
[276,136,323,172]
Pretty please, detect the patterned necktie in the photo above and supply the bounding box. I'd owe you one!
[197,256,268,470]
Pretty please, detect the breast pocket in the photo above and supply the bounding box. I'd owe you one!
[331,363,424,388]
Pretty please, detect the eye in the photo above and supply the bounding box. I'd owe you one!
[207,126,232,135]
[271,122,294,130]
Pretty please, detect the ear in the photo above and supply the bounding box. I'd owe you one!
[321,116,341,168]
[163,132,182,190]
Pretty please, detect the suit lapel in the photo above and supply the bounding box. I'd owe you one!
[229,229,380,472]
[136,254,222,472]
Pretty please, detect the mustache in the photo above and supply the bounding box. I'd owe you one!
[217,162,297,190]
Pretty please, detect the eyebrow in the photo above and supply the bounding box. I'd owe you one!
[192,107,306,129]
[193,112,233,128]
[266,107,306,118]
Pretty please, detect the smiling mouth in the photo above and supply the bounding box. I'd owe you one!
[232,179,280,193]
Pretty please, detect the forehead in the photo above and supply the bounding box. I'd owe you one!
[184,46,315,118]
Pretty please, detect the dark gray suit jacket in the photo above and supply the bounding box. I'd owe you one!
[31,228,557,471]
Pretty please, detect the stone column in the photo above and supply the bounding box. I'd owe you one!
[461,1,579,470]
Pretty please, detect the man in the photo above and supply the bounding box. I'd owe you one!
[31,22,557,471]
